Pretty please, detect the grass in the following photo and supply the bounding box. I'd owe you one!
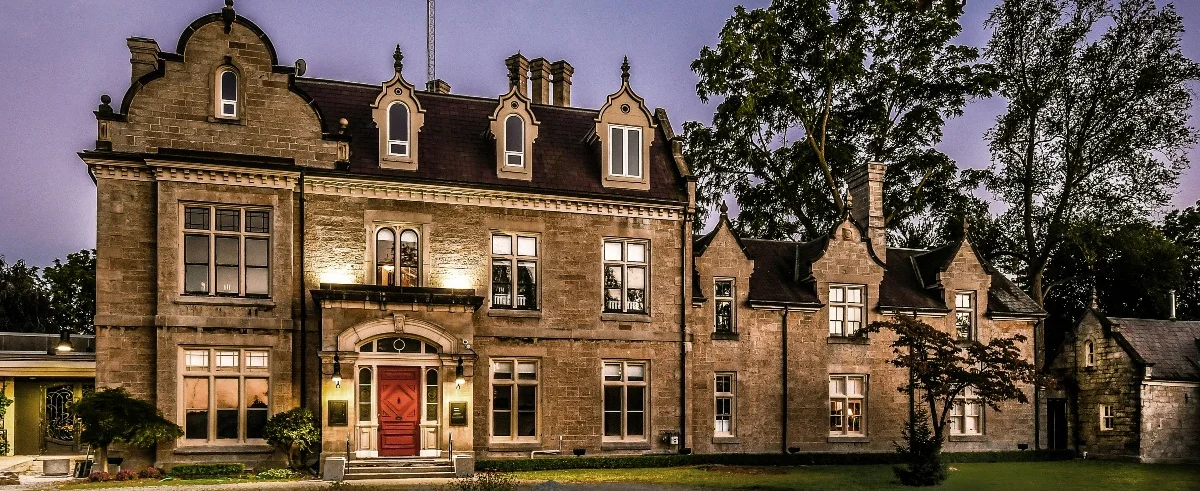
[512,460,1200,491]
[57,476,302,489]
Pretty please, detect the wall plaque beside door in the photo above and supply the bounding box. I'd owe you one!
[449,401,468,426]
[328,400,348,427]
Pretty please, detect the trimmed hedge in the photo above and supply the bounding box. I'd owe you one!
[476,450,1075,472]
[168,463,245,479]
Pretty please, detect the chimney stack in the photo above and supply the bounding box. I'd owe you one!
[505,53,529,97]
[550,60,573,107]
[425,79,451,94]
[529,58,551,105]
[127,37,160,83]
[1169,289,1177,321]
[848,162,887,259]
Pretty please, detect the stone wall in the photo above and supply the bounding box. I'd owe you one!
[1053,313,1142,459]
[1139,382,1200,463]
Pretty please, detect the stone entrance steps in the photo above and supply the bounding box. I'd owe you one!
[344,457,456,480]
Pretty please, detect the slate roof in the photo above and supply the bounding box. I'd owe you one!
[293,77,688,204]
[1108,317,1200,381]
[880,248,947,312]
[740,238,823,308]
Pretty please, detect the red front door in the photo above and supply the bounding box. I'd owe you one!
[378,366,421,456]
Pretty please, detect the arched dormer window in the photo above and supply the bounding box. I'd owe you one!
[1085,340,1095,367]
[375,227,420,287]
[387,102,410,157]
[505,114,525,167]
[218,69,238,118]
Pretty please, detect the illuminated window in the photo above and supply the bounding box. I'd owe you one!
[715,372,735,436]
[603,239,648,314]
[375,227,420,287]
[829,375,866,436]
[949,388,983,435]
[358,367,373,422]
[491,234,538,310]
[608,125,642,178]
[426,369,439,421]
[181,347,269,442]
[955,291,975,340]
[829,285,865,336]
[714,279,735,333]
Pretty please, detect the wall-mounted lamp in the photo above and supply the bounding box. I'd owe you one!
[55,329,73,352]
[331,353,342,388]
[455,356,465,389]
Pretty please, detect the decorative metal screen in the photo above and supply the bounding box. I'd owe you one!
[45,385,76,442]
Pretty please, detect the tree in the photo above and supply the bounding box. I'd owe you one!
[857,315,1036,485]
[1162,201,1200,320]
[685,0,991,243]
[42,249,96,335]
[973,0,1200,307]
[0,256,51,333]
[263,407,320,470]
[71,387,183,473]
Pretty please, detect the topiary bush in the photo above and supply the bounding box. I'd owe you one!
[137,467,163,479]
[114,470,139,481]
[263,407,320,470]
[168,463,245,479]
[87,471,112,482]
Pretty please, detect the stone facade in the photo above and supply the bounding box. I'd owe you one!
[82,4,1044,471]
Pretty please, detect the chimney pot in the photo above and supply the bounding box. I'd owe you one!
[425,79,451,94]
[529,58,551,105]
[1169,289,1177,321]
[504,53,530,97]
[550,60,573,107]
[848,162,887,260]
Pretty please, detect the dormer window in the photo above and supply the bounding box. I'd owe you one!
[218,69,237,118]
[505,115,525,167]
[609,125,642,178]
[387,102,410,157]
[375,227,419,287]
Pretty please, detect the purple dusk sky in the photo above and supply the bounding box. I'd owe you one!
[1,0,1197,267]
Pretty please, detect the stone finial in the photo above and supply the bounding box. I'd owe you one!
[620,56,630,83]
[97,94,113,115]
[393,45,404,73]
[222,0,235,33]
[338,118,349,134]
[719,201,729,216]
[1090,286,1099,310]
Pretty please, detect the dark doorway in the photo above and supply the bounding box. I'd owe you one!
[1048,398,1068,450]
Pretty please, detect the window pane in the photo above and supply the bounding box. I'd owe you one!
[603,386,622,436]
[516,385,536,437]
[603,242,623,261]
[245,238,268,267]
[603,363,622,382]
[627,411,644,436]
[626,364,645,382]
[492,386,511,437]
[847,287,862,304]
[246,351,268,368]
[221,70,237,100]
[215,378,238,409]
[494,361,513,380]
[610,127,624,176]
[626,128,641,178]
[604,266,623,312]
[216,209,239,232]
[246,267,269,295]
[245,378,269,439]
[359,367,373,421]
[516,236,537,257]
[184,378,209,440]
[829,400,843,432]
[185,207,210,230]
[216,266,238,295]
[517,361,537,380]
[829,286,844,303]
[245,210,269,234]
[215,237,238,266]
[627,267,645,289]
[492,234,512,255]
[216,350,239,368]
[223,102,236,115]
[184,235,208,264]
[715,300,732,332]
[516,262,536,309]
[715,374,732,394]
[505,115,523,153]
[399,230,419,267]
[185,265,208,294]
[492,259,512,307]
[627,386,644,411]
[847,377,862,396]
[507,154,523,167]
[185,350,209,368]
[389,102,409,143]
[715,280,732,298]
[627,243,646,263]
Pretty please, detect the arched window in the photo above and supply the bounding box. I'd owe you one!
[388,102,410,156]
[375,228,396,286]
[398,229,419,287]
[358,367,373,421]
[218,69,237,118]
[504,115,524,167]
[1085,340,1095,367]
[425,369,439,421]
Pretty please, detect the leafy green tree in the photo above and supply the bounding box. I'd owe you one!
[0,256,51,333]
[71,388,183,473]
[857,315,1036,486]
[972,0,1200,306]
[685,0,991,243]
[263,407,320,470]
[42,249,96,335]
[1162,202,1200,320]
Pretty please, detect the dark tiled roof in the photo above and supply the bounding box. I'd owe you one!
[988,272,1044,316]
[741,239,822,307]
[880,248,948,312]
[1110,317,1200,381]
[293,78,687,203]
[912,241,959,289]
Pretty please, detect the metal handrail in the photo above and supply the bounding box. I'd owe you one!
[447,432,454,463]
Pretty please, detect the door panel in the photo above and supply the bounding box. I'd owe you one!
[378,367,421,456]
[1048,399,1068,450]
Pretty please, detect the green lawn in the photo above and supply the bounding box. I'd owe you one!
[513,460,1200,491]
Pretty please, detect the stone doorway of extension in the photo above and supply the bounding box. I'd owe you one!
[377,366,421,457]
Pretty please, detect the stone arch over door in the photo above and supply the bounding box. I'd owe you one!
[337,317,466,355]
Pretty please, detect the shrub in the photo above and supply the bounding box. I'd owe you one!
[894,409,946,486]
[71,388,183,473]
[263,407,320,470]
[87,471,112,482]
[445,472,517,491]
[114,470,140,481]
[137,467,163,479]
[168,463,245,480]
[255,468,300,480]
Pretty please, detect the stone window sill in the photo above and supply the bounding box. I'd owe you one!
[712,436,740,444]
[948,434,987,442]
[827,336,867,345]
[826,435,870,443]
[601,313,652,323]
[175,296,275,308]
[207,116,243,125]
[486,441,542,452]
[487,309,542,319]
[174,443,273,455]
[712,331,740,341]
[600,440,651,451]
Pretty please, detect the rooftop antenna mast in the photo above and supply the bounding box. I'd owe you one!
[426,0,436,83]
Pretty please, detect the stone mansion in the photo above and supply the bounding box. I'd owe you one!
[82,3,1045,471]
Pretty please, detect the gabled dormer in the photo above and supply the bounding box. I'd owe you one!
[488,82,540,181]
[594,57,655,191]
[371,46,426,171]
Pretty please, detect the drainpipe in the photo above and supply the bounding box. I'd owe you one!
[678,213,689,453]
[299,169,308,407]
[1034,318,1041,450]
[781,308,788,453]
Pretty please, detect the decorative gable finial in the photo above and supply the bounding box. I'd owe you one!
[393,45,404,74]
[719,201,729,217]
[222,0,235,33]
[97,94,113,115]
[961,216,971,238]
[620,56,630,83]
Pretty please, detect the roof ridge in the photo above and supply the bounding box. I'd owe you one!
[296,76,603,113]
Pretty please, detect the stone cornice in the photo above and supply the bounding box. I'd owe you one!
[305,175,686,220]
[146,159,298,190]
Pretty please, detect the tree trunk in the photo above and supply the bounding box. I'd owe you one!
[97,445,109,474]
